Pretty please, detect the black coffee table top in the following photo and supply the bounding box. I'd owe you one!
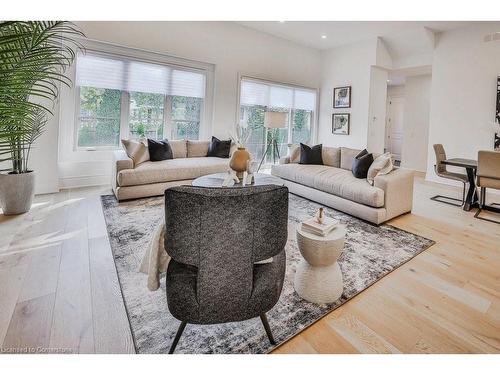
[192,173,284,188]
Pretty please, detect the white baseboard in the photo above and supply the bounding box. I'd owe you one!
[59,175,110,189]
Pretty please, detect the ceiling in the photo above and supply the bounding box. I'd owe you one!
[237,21,471,50]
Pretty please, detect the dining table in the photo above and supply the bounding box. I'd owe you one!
[442,158,478,211]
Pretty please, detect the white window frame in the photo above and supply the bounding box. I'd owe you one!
[71,39,215,152]
[236,74,319,146]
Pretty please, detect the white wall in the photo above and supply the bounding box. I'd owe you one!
[318,39,376,149]
[54,21,322,189]
[367,66,389,154]
[401,74,431,172]
[426,23,500,184]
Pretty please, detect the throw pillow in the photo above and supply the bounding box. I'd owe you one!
[288,144,301,163]
[207,136,231,158]
[367,152,394,185]
[299,143,324,165]
[351,149,374,179]
[121,139,150,166]
[147,139,173,161]
[169,140,187,159]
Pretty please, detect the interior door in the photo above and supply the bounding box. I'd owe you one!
[386,96,404,161]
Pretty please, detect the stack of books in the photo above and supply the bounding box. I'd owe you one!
[301,216,338,237]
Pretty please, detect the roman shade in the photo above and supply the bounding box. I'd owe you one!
[76,53,206,98]
[240,78,316,111]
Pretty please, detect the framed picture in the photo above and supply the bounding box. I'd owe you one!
[332,113,350,135]
[333,86,351,108]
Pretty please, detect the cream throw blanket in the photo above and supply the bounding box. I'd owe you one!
[139,223,170,291]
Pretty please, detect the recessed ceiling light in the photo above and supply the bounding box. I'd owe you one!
[321,35,327,39]
[278,21,285,23]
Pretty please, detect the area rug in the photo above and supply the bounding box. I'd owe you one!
[100,193,434,354]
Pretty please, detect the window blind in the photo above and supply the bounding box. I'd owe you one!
[76,53,206,98]
[240,78,316,111]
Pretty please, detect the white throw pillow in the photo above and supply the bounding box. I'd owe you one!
[121,139,150,167]
[367,152,394,185]
[288,144,301,163]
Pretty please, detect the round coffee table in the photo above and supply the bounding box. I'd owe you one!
[294,224,346,304]
[192,172,283,188]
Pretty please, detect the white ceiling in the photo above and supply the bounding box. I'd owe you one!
[237,21,471,51]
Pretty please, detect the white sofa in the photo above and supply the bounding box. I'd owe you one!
[112,140,231,201]
[271,146,414,224]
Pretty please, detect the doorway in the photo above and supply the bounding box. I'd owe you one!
[385,94,405,164]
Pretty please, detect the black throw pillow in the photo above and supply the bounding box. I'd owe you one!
[147,139,173,161]
[299,143,323,165]
[352,149,374,178]
[207,136,231,158]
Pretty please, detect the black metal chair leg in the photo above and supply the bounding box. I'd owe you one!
[474,187,500,224]
[169,321,187,354]
[260,313,276,345]
[430,182,468,207]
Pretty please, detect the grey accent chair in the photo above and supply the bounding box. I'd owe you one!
[474,150,500,224]
[430,144,468,207]
[164,184,289,353]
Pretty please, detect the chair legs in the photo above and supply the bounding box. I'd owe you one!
[430,181,466,207]
[169,321,187,354]
[260,313,276,345]
[168,314,277,354]
[474,187,500,224]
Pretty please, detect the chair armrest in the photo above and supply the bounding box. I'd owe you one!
[112,150,133,194]
[374,168,414,221]
[279,156,290,165]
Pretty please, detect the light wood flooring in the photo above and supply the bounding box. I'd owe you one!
[0,176,499,354]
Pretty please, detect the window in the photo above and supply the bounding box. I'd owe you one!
[239,78,317,165]
[75,53,206,148]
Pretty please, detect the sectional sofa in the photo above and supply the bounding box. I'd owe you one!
[271,146,414,224]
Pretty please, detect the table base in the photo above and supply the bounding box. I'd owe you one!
[294,260,343,304]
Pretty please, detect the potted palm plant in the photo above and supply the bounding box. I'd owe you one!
[0,21,84,214]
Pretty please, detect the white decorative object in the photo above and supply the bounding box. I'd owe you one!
[246,159,258,184]
[294,224,346,304]
[315,207,324,224]
[222,169,239,187]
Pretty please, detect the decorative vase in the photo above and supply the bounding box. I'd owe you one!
[0,171,35,215]
[230,147,250,180]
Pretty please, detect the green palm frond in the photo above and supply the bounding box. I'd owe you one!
[0,21,84,173]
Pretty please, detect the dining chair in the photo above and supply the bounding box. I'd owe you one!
[430,144,468,207]
[474,150,500,224]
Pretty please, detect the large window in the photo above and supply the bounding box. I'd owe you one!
[75,54,206,148]
[239,78,317,164]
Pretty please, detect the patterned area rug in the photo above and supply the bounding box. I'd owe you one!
[100,193,434,354]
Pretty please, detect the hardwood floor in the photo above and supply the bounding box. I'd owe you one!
[0,176,499,354]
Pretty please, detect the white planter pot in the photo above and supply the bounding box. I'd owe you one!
[0,171,35,215]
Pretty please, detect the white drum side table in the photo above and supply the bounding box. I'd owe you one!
[294,224,346,304]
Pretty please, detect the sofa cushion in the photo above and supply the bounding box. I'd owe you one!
[340,147,362,170]
[170,140,188,159]
[187,140,210,157]
[322,146,341,168]
[272,163,384,208]
[117,157,229,187]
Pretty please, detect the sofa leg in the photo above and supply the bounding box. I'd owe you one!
[169,321,187,354]
[260,313,276,345]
